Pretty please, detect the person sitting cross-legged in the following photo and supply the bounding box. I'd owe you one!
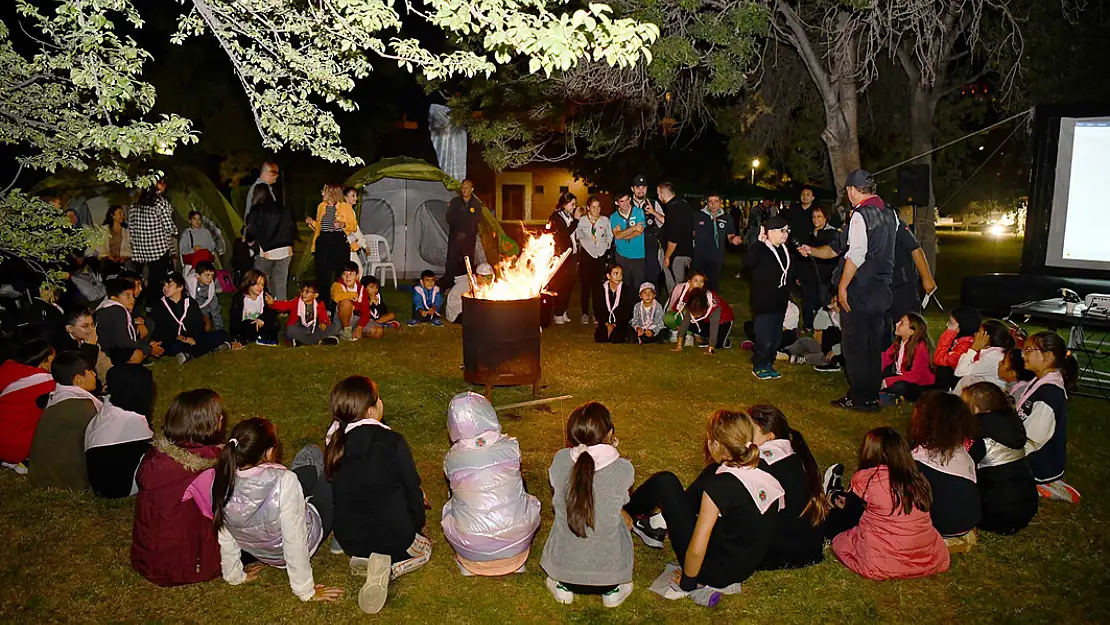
[271,282,340,347]
[409,270,443,327]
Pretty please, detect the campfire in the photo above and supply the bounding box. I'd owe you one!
[461,234,568,397]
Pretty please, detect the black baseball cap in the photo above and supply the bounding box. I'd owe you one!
[843,169,873,189]
[764,215,789,231]
[631,174,647,187]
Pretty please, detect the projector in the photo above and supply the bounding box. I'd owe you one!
[1085,294,1110,316]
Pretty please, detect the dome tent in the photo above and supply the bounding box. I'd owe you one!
[344,157,519,280]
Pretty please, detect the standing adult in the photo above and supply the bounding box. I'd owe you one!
[797,206,839,330]
[659,182,695,294]
[574,195,613,325]
[781,187,818,243]
[889,218,939,327]
[691,193,741,293]
[305,184,357,308]
[631,175,666,290]
[442,179,483,289]
[805,170,897,412]
[243,161,279,227]
[610,192,647,291]
[744,197,777,248]
[545,192,582,325]
[246,191,296,300]
[95,205,132,277]
[128,180,178,284]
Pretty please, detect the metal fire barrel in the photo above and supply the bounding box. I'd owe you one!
[462,296,541,393]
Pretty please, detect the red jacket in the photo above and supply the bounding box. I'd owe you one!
[934,330,974,369]
[882,341,936,387]
[270,298,331,328]
[131,438,222,587]
[0,361,56,464]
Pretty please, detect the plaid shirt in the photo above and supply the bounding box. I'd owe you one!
[129,195,177,263]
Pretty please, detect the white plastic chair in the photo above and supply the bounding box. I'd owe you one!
[365,234,398,289]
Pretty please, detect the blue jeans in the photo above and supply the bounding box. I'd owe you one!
[752,311,786,370]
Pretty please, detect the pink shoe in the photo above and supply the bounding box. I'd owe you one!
[740,340,754,350]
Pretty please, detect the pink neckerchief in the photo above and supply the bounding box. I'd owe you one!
[297,298,318,328]
[417,285,440,309]
[763,240,790,288]
[161,296,191,336]
[325,417,390,444]
[894,341,907,375]
[757,439,795,466]
[689,292,717,325]
[46,384,102,411]
[568,443,620,470]
[640,300,660,320]
[96,298,135,342]
[604,281,623,323]
[672,283,690,312]
[715,464,786,514]
[912,446,977,483]
[1017,370,1067,417]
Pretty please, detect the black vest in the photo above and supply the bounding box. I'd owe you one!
[833,197,897,315]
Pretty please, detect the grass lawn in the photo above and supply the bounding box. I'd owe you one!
[2,233,1108,623]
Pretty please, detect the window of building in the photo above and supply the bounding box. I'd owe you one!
[535,185,545,195]
[559,185,569,194]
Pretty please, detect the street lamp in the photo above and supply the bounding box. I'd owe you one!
[751,158,761,185]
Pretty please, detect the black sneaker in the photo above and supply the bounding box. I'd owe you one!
[321,336,340,346]
[823,463,844,494]
[631,517,666,548]
[814,362,841,372]
[833,396,881,413]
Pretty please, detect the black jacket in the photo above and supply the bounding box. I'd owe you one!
[593,281,635,327]
[331,425,425,559]
[758,455,823,570]
[917,460,982,538]
[228,293,276,340]
[744,243,794,315]
[661,197,695,257]
[969,410,1038,534]
[147,296,205,343]
[245,199,296,253]
[546,210,578,255]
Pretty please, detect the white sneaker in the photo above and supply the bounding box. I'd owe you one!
[330,535,344,555]
[602,582,633,608]
[1,461,28,475]
[358,553,391,614]
[175,352,190,365]
[545,576,574,604]
[581,314,590,324]
[553,314,568,325]
[668,333,678,343]
[685,334,695,347]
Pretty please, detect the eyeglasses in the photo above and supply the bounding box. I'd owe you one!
[1022,345,1041,354]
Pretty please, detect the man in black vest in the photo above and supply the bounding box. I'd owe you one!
[804,170,897,412]
[442,179,483,289]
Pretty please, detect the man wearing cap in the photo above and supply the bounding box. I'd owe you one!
[631,175,666,289]
[815,169,898,412]
[611,191,647,291]
[692,193,742,292]
[446,262,494,323]
[442,179,484,289]
[659,182,696,293]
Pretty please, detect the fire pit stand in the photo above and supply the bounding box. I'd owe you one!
[461,296,541,398]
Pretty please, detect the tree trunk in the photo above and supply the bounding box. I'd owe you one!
[908,83,938,273]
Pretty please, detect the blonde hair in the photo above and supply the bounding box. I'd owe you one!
[322,184,346,206]
[705,410,760,468]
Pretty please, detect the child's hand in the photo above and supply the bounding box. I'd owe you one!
[636,327,644,336]
[243,561,265,583]
[703,347,715,356]
[231,342,244,351]
[645,330,654,337]
[946,319,958,332]
[150,342,165,357]
[971,328,989,351]
[253,319,264,329]
[264,293,275,306]
[311,585,344,602]
[136,323,149,340]
[305,216,316,227]
[758,226,767,243]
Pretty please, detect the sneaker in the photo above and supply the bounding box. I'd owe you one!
[255,338,278,347]
[175,352,190,365]
[340,327,356,341]
[431,318,444,327]
[789,355,805,365]
[740,340,754,350]
[358,553,392,614]
[330,536,344,555]
[833,396,881,413]
[1036,480,1082,503]
[581,314,590,324]
[457,561,474,577]
[775,351,790,362]
[385,320,401,330]
[407,319,419,327]
[814,362,841,372]
[685,334,695,347]
[1,461,28,475]
[545,576,574,605]
[321,336,340,346]
[823,463,844,494]
[753,368,777,381]
[631,517,666,548]
[668,333,678,343]
[553,314,568,325]
[601,582,633,608]
[767,368,782,379]
[689,586,723,608]
[215,342,232,353]
[290,339,301,347]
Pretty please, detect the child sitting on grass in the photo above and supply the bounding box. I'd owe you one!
[229,269,279,346]
[148,273,232,364]
[212,418,343,603]
[998,348,1036,400]
[409,269,443,327]
[823,427,949,580]
[361,275,400,337]
[879,313,935,405]
[331,262,369,341]
[325,376,430,614]
[952,319,1015,394]
[85,364,154,499]
[594,264,635,344]
[934,307,982,390]
[186,260,225,332]
[673,288,735,356]
[541,402,635,608]
[28,350,100,491]
[442,392,540,576]
[271,282,340,346]
[131,389,226,587]
[1018,331,1080,503]
[0,341,55,473]
[782,298,842,371]
[96,278,162,363]
[631,282,667,344]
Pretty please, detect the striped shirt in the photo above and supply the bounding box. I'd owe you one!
[320,205,342,232]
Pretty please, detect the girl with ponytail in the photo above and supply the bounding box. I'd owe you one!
[1018,331,1081,503]
[540,402,635,608]
[211,418,342,602]
[747,405,828,570]
[324,376,429,615]
[624,410,783,607]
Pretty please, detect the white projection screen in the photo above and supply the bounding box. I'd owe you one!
[1044,116,1110,270]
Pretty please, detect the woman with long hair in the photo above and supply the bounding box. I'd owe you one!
[546,191,583,324]
[305,184,357,308]
[95,205,132,276]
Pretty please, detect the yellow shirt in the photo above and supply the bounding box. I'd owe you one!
[331,281,362,304]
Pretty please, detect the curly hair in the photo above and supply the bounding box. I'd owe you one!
[908,391,979,462]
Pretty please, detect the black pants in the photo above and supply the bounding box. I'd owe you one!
[799,277,827,330]
[841,309,888,404]
[136,253,175,285]
[578,253,606,317]
[823,492,866,540]
[552,252,577,316]
[594,321,630,344]
[934,366,957,391]
[234,309,279,344]
[163,330,230,359]
[884,380,926,402]
[293,459,334,551]
[625,465,719,568]
[752,312,786,369]
[636,328,670,344]
[314,231,349,307]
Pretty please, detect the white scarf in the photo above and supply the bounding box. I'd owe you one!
[241,293,265,320]
[161,296,191,336]
[559,210,578,253]
[569,443,620,470]
[604,281,623,324]
[912,446,977,483]
[0,371,53,398]
[339,282,363,299]
[894,341,907,375]
[85,398,153,451]
[417,285,440,310]
[757,439,795,466]
[672,282,691,313]
[297,298,318,328]
[1017,370,1067,418]
[763,240,790,288]
[96,298,135,342]
[189,275,215,308]
[368,292,382,318]
[640,300,660,321]
[715,464,786,514]
[325,417,390,444]
[689,291,718,326]
[46,384,102,411]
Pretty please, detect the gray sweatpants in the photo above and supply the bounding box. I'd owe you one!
[665,256,692,294]
[785,336,826,365]
[285,322,339,345]
[255,255,292,300]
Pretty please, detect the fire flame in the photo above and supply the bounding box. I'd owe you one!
[470,233,570,301]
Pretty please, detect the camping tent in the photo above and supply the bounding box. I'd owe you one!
[345,157,518,280]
